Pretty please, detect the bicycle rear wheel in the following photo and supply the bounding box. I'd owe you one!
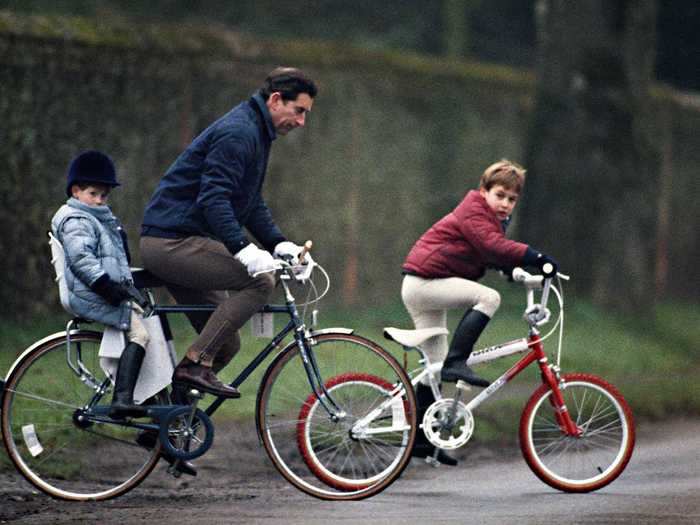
[298,372,402,491]
[519,373,635,492]
[256,333,416,500]
[1,331,163,501]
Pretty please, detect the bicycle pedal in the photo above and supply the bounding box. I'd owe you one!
[187,388,204,400]
[455,380,472,392]
[167,463,183,478]
[425,455,441,468]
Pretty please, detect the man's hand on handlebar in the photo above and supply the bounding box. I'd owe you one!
[273,241,314,267]
[235,244,280,276]
[274,241,315,281]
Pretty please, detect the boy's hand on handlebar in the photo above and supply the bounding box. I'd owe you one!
[123,283,150,309]
[536,253,559,277]
[523,247,559,277]
[91,275,132,306]
[235,244,279,276]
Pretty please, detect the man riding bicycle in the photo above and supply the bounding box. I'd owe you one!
[140,67,318,399]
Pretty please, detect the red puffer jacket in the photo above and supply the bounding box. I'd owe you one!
[402,190,528,280]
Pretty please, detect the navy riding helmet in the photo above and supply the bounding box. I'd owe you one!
[65,150,120,197]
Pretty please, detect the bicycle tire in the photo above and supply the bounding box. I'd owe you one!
[519,372,635,492]
[1,331,163,501]
[256,333,416,500]
[297,372,401,491]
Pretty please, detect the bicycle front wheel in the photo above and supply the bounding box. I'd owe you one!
[519,373,635,492]
[1,332,163,501]
[256,333,416,500]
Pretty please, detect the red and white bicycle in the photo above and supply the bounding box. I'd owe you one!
[297,267,635,493]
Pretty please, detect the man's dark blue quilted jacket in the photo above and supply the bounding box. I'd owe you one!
[141,93,286,254]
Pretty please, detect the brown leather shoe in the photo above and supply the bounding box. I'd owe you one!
[172,361,240,399]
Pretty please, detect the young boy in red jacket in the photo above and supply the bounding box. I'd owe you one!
[401,159,557,464]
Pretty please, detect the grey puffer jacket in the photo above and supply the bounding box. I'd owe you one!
[51,198,133,330]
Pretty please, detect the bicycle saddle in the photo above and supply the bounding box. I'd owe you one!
[383,327,449,348]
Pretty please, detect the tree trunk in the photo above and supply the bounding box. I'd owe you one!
[522,0,659,311]
[443,0,481,58]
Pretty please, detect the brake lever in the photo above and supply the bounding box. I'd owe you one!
[298,240,313,264]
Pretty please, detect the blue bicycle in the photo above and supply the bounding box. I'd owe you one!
[1,244,417,501]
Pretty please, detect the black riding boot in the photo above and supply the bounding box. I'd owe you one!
[410,383,458,466]
[110,342,147,418]
[441,309,491,387]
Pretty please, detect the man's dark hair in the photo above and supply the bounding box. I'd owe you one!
[259,67,318,101]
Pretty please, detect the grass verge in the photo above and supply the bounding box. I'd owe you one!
[1,286,698,456]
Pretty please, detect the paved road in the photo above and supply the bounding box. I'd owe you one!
[2,419,698,524]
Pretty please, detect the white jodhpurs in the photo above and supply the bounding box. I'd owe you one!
[401,274,500,380]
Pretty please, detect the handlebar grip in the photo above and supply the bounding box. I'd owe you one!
[124,283,150,309]
[511,267,529,282]
[299,240,313,264]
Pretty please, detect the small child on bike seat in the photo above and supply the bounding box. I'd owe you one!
[51,150,150,418]
[401,159,558,464]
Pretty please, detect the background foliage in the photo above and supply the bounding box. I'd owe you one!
[0,9,698,320]
[1,0,698,90]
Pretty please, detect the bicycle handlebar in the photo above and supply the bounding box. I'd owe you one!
[511,267,569,328]
[511,267,544,287]
[253,240,315,281]
[511,267,570,285]
[298,240,312,264]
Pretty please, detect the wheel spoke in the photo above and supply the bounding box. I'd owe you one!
[521,375,634,492]
[2,333,162,500]
[7,389,82,410]
[258,334,415,499]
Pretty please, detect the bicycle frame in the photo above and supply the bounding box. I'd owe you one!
[52,265,347,431]
[408,333,580,437]
[148,270,346,421]
[353,272,582,439]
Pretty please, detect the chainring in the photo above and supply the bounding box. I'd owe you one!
[422,398,474,450]
[158,406,214,460]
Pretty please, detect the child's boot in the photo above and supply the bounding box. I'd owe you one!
[110,342,147,418]
[441,309,491,387]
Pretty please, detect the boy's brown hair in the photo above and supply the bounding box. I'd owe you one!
[479,159,526,194]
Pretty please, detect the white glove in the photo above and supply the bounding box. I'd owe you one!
[235,244,279,276]
[273,241,304,264]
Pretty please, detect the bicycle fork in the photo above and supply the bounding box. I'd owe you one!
[534,341,581,437]
[294,329,347,421]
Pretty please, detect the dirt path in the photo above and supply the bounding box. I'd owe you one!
[1,418,699,524]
